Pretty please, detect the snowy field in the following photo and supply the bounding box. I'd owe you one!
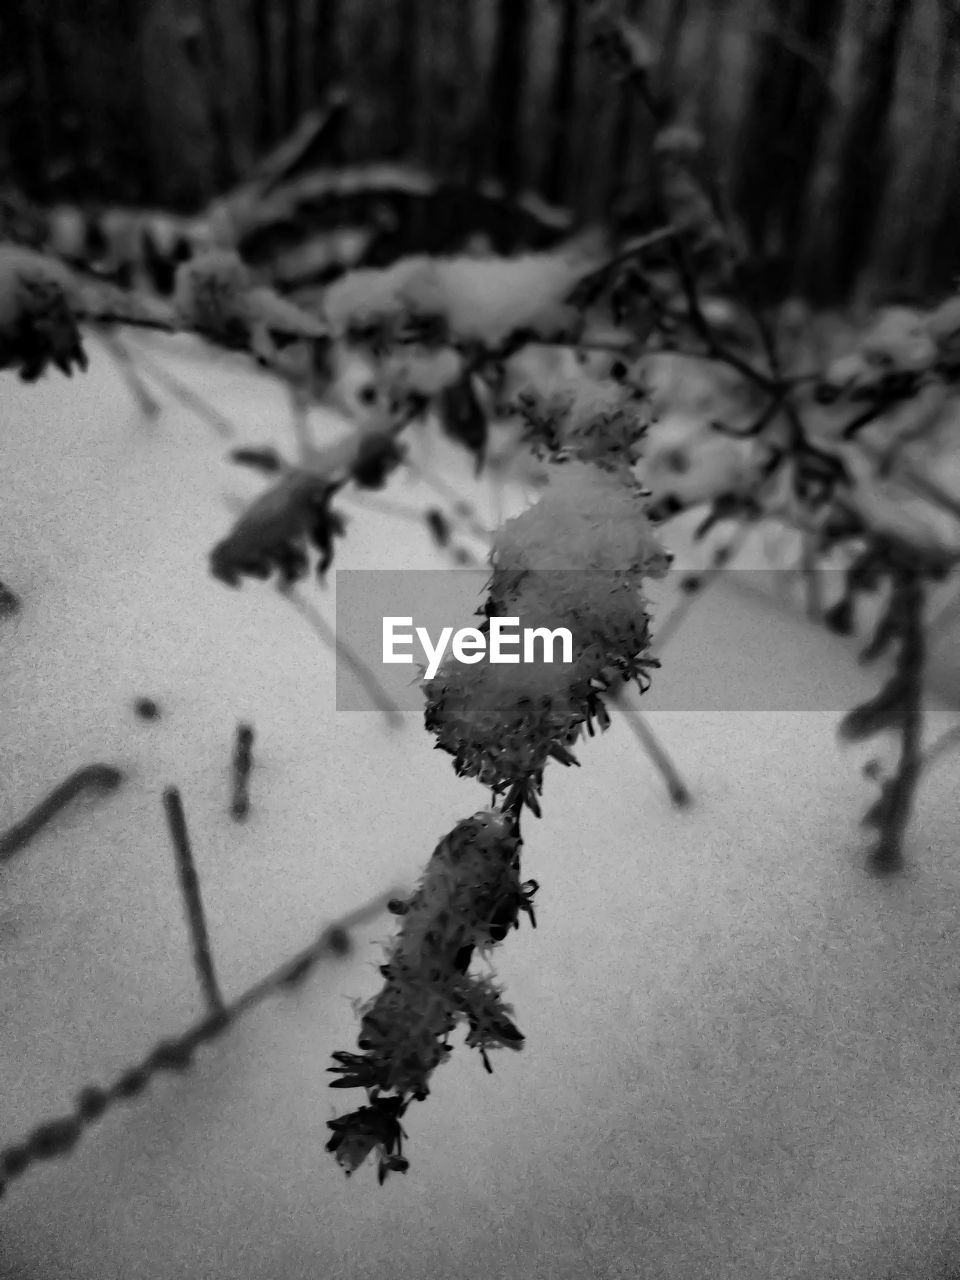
[0,334,959,1280]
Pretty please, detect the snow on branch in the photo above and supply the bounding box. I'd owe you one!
[321,246,599,350]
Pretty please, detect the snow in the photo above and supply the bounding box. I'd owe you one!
[0,332,959,1280]
[322,249,590,347]
[491,461,667,574]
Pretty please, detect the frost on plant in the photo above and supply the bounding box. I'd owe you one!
[424,659,599,797]
[489,461,669,576]
[513,369,651,466]
[329,457,667,1181]
[326,810,535,1180]
[424,462,667,805]
[322,248,595,349]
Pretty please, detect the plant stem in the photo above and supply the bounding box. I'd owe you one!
[122,341,237,440]
[616,694,691,807]
[0,889,400,1196]
[277,583,404,727]
[230,724,255,820]
[162,786,225,1015]
[94,330,160,419]
[869,572,925,874]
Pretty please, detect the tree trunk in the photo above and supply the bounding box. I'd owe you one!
[312,0,342,158]
[807,0,913,303]
[184,0,239,189]
[656,0,689,105]
[541,0,581,204]
[283,0,300,135]
[391,0,422,159]
[22,4,54,198]
[107,0,153,202]
[731,0,844,296]
[454,0,486,185]
[484,0,533,193]
[605,0,651,217]
[250,0,273,149]
[313,0,341,89]
[0,1,38,189]
[903,2,960,294]
[696,0,720,112]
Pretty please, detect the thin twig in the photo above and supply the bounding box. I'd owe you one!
[402,457,493,540]
[0,888,402,1197]
[121,341,237,440]
[920,722,960,773]
[0,765,124,864]
[287,380,316,464]
[94,330,161,419]
[341,489,440,527]
[614,694,691,807]
[856,437,960,528]
[277,583,404,727]
[670,240,778,394]
[798,531,824,622]
[648,532,747,659]
[661,346,820,389]
[926,581,960,643]
[341,490,488,567]
[162,786,225,1015]
[230,723,255,820]
[82,309,177,336]
[867,573,925,875]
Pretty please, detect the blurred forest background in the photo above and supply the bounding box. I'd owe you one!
[0,0,958,307]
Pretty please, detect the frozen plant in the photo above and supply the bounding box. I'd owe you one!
[4,161,960,1196]
[327,456,668,1180]
[0,244,87,380]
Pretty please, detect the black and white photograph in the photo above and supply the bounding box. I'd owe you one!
[1,2,959,1277]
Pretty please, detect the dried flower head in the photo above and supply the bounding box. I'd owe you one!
[490,570,658,682]
[425,462,666,797]
[515,375,651,466]
[451,971,525,1073]
[0,246,87,381]
[173,250,324,355]
[209,470,346,587]
[423,657,593,794]
[325,1093,410,1184]
[328,811,531,1104]
[173,249,253,347]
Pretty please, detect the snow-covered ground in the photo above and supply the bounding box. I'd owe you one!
[0,334,958,1280]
